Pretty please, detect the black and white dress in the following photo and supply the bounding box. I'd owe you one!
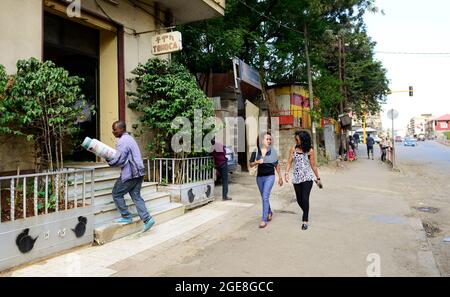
[292,151,315,184]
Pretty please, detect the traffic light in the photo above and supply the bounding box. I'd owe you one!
[409,86,413,96]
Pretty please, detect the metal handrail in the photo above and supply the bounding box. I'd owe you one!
[0,168,94,181]
[0,168,95,222]
[144,157,214,185]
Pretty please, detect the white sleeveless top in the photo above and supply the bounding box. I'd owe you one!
[292,151,315,184]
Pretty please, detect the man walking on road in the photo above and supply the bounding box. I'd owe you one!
[366,133,375,160]
[107,120,155,232]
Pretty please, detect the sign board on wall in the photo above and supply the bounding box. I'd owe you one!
[151,31,182,55]
[239,60,262,90]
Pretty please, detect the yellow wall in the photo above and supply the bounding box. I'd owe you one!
[99,30,119,148]
[0,0,42,172]
[0,0,42,73]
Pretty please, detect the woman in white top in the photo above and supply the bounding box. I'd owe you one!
[285,131,320,230]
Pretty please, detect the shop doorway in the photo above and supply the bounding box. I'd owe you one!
[43,12,100,162]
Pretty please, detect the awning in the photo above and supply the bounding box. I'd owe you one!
[146,0,225,24]
[355,128,377,133]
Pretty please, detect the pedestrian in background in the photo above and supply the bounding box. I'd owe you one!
[353,133,360,149]
[285,131,321,230]
[249,132,283,228]
[366,133,375,160]
[380,137,388,162]
[348,135,357,160]
[211,138,232,201]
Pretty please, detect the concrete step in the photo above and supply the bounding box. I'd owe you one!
[66,163,121,179]
[67,174,118,191]
[93,202,185,245]
[67,176,157,197]
[91,182,158,201]
[82,181,157,198]
[93,191,171,215]
[64,182,158,208]
[93,191,172,227]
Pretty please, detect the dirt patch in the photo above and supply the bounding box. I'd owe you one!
[273,210,297,215]
[422,221,441,238]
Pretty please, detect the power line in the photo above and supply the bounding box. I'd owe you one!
[236,0,304,35]
[375,51,450,55]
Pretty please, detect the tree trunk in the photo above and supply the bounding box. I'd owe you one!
[338,37,346,158]
[304,24,318,162]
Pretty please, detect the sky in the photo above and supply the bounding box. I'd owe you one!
[364,0,450,134]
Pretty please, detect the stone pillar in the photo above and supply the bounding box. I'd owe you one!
[324,124,337,161]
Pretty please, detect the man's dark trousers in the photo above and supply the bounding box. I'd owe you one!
[217,163,228,199]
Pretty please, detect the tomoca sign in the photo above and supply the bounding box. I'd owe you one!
[151,31,183,55]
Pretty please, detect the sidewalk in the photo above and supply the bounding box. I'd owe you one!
[1,150,440,277]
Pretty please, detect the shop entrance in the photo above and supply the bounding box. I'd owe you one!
[43,12,100,162]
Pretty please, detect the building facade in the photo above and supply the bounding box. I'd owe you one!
[408,114,434,138]
[0,0,225,172]
[428,114,450,139]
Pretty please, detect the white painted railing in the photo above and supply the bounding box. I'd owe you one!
[145,157,213,185]
[0,169,95,222]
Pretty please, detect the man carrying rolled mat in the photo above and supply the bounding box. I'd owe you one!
[106,120,154,232]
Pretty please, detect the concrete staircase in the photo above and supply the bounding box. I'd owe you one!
[66,163,185,245]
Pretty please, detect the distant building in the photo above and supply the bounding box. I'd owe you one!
[352,112,383,133]
[0,0,226,172]
[408,114,434,138]
[427,114,450,139]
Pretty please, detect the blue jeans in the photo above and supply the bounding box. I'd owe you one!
[112,176,151,223]
[256,175,275,222]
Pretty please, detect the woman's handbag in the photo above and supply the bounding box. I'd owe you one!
[249,148,260,176]
[249,163,258,176]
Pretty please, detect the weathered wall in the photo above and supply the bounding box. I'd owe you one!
[0,0,42,73]
[0,137,36,173]
[80,0,169,154]
[0,0,43,172]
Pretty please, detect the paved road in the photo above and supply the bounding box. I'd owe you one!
[395,140,450,174]
[394,140,450,276]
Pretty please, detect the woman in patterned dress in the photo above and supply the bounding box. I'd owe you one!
[285,131,321,230]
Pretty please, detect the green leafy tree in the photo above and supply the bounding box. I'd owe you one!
[0,65,7,95]
[127,58,215,157]
[0,58,93,171]
[176,0,388,120]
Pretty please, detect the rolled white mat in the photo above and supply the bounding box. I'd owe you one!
[81,137,117,160]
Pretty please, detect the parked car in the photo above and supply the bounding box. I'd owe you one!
[404,137,417,147]
[395,136,402,142]
[418,134,426,141]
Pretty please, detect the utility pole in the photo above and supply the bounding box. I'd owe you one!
[337,35,347,157]
[304,25,318,161]
[387,109,398,170]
